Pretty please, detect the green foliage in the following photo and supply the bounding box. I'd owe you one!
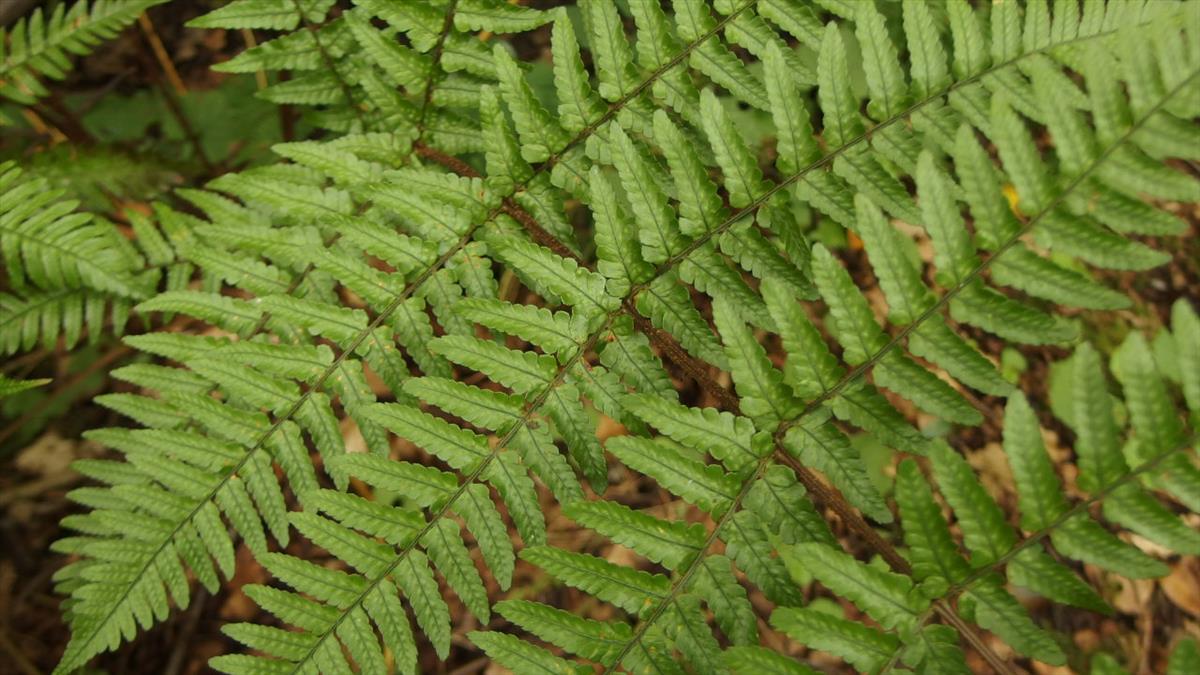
[0,0,170,118]
[0,373,51,398]
[25,1,1200,674]
[0,161,181,357]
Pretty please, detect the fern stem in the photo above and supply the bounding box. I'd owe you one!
[414,140,740,410]
[287,0,363,126]
[413,141,578,261]
[624,298,741,410]
[415,0,461,137]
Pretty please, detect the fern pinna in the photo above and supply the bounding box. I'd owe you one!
[46,1,1199,674]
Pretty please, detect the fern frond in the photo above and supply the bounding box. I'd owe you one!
[0,0,170,108]
[52,1,1200,673]
[1,162,146,297]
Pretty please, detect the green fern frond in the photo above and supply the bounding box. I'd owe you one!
[50,1,1200,673]
[0,0,170,108]
[0,161,182,355]
[1,162,146,297]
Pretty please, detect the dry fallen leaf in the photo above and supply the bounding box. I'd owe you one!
[339,416,371,455]
[595,414,627,442]
[14,430,78,476]
[1074,627,1101,652]
[1031,663,1073,675]
[1112,576,1157,615]
[220,547,267,621]
[1162,558,1200,617]
[969,442,1016,504]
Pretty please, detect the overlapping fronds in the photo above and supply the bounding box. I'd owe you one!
[51,1,1199,673]
[0,161,177,355]
[195,0,553,141]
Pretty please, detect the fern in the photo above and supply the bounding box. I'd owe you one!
[48,1,1200,674]
[0,372,51,398]
[0,0,170,118]
[0,161,179,355]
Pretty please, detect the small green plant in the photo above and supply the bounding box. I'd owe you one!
[0,0,170,120]
[6,0,1196,673]
[0,1,177,383]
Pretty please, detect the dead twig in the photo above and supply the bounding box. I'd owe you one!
[133,16,213,174]
[163,589,207,675]
[1,350,50,377]
[137,13,187,97]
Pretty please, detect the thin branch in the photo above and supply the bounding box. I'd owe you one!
[0,470,80,508]
[37,94,93,145]
[1,349,50,376]
[415,0,460,137]
[132,23,212,173]
[0,628,40,675]
[137,13,186,96]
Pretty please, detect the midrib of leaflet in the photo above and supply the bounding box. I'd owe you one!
[415,0,461,135]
